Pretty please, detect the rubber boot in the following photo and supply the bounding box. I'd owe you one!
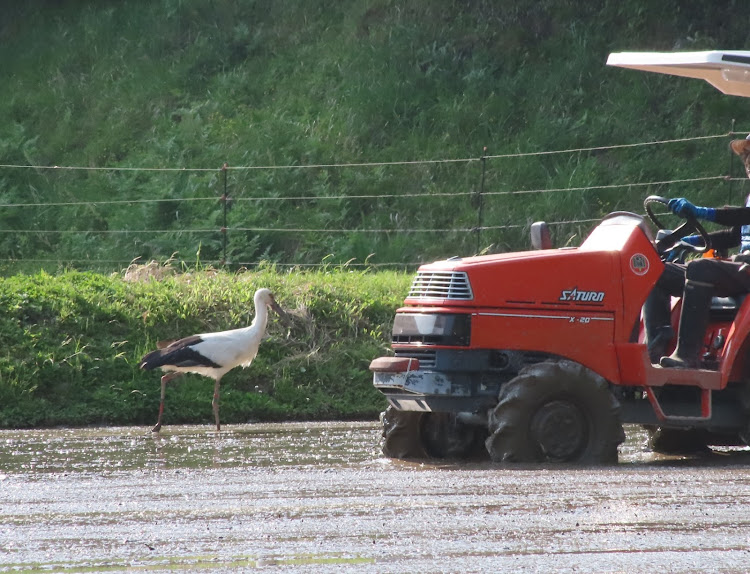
[660,280,713,369]
[643,289,674,364]
[648,326,674,364]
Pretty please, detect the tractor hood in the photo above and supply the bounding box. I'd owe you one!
[405,213,662,317]
[409,247,621,311]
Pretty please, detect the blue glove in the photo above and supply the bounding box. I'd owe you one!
[681,235,703,246]
[666,249,683,262]
[668,198,716,221]
[665,234,704,261]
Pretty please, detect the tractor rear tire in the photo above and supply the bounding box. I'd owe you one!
[485,361,625,464]
[646,426,744,454]
[645,426,709,455]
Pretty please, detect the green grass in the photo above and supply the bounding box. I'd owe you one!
[2,1,750,271]
[0,266,411,428]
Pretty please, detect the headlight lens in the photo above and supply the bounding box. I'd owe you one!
[392,313,471,346]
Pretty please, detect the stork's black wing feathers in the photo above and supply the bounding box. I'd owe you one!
[139,335,222,370]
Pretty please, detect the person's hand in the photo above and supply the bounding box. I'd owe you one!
[668,197,694,217]
[681,235,703,246]
[666,248,684,262]
[665,235,704,262]
[667,198,716,221]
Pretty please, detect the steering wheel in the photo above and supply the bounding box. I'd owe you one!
[644,195,711,256]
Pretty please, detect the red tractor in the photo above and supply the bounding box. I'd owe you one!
[370,49,750,463]
[371,198,750,462]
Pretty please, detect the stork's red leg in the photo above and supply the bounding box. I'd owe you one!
[152,372,183,432]
[212,377,222,431]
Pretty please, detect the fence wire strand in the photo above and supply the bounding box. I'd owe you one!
[0,132,734,173]
[0,176,730,209]
[0,131,746,269]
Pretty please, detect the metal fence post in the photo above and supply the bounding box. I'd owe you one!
[476,146,487,254]
[221,162,228,265]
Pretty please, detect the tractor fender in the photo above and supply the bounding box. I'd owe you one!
[723,299,750,382]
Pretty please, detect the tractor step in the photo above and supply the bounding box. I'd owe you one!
[644,386,712,422]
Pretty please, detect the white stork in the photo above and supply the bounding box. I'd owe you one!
[140,288,288,432]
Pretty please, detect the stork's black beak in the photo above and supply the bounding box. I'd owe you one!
[270,297,292,326]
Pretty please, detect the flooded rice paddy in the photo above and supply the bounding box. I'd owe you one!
[2,422,750,573]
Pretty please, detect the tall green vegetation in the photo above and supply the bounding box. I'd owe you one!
[2,0,750,272]
[0,267,410,428]
[2,1,750,428]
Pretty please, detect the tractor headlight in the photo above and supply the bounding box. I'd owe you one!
[391,313,471,346]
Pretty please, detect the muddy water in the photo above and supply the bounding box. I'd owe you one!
[2,423,750,573]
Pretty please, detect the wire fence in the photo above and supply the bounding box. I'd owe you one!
[1,130,749,272]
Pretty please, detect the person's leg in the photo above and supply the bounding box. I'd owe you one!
[687,258,750,295]
[659,278,713,369]
[644,263,684,363]
[660,258,749,369]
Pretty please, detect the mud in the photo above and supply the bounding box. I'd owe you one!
[2,423,750,573]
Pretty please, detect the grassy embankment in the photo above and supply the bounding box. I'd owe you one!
[0,266,411,429]
[2,1,750,272]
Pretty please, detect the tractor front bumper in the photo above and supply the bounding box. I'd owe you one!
[370,356,495,413]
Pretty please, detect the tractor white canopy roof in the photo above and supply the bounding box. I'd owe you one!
[607,50,750,97]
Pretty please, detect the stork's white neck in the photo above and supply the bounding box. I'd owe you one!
[249,294,269,331]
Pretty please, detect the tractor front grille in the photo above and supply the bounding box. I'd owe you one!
[394,349,437,369]
[408,271,473,301]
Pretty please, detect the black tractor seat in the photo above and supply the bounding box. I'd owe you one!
[710,295,746,322]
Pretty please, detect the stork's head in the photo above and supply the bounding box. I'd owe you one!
[255,288,290,324]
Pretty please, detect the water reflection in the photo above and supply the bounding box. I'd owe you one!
[2,423,750,476]
[4,423,750,574]
[0,422,383,474]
